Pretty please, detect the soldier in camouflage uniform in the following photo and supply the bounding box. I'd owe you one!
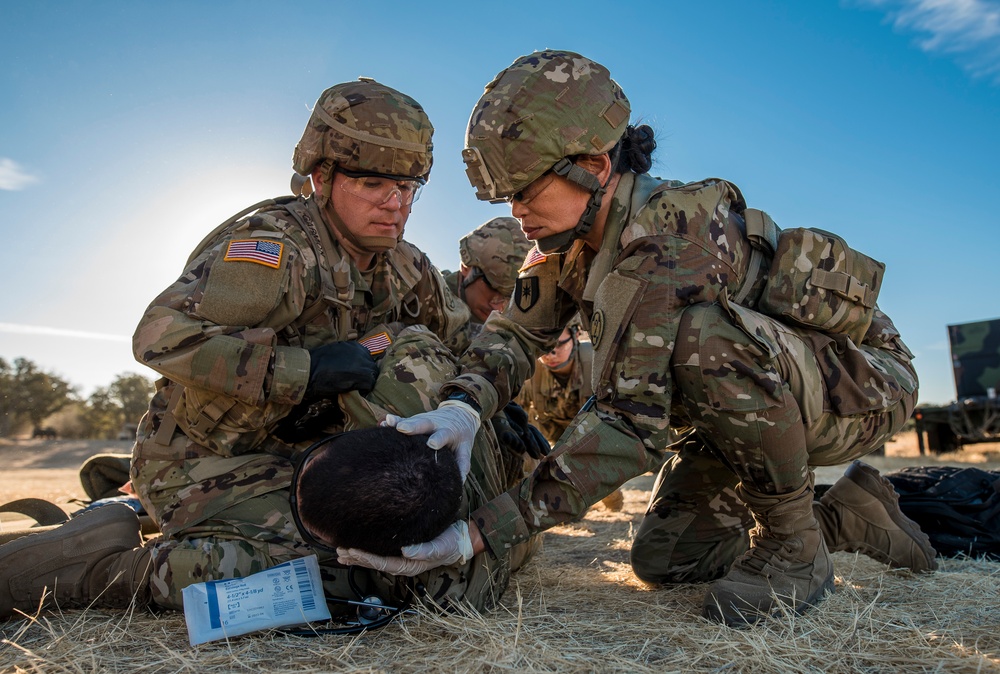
[0,80,519,619]
[0,323,516,618]
[348,51,936,626]
[515,324,593,443]
[442,216,533,333]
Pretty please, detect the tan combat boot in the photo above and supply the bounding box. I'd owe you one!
[815,460,937,572]
[0,503,152,620]
[703,481,834,626]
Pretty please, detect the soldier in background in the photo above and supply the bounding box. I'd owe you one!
[443,217,533,334]
[0,78,485,618]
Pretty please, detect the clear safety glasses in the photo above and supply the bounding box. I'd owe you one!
[505,171,556,205]
[338,170,423,207]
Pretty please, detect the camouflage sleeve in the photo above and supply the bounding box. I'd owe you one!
[447,256,575,418]
[471,404,663,555]
[133,228,313,407]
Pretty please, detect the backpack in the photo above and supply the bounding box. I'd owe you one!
[884,466,1000,559]
[733,207,885,344]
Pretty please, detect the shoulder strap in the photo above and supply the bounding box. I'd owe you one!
[731,207,779,305]
[281,200,358,340]
[579,341,594,399]
[185,196,297,266]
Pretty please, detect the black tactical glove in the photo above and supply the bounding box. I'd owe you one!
[496,401,551,460]
[306,341,379,400]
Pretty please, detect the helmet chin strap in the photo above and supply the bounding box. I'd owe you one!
[533,149,621,255]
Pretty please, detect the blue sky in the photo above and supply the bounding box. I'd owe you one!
[2,0,998,405]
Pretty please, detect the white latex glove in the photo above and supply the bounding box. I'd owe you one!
[383,400,480,479]
[336,521,474,577]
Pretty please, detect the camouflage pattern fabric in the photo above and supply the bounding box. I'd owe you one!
[464,50,631,201]
[631,302,916,583]
[292,78,434,181]
[142,326,516,611]
[948,318,1000,398]
[132,195,468,461]
[458,217,533,297]
[515,341,594,444]
[446,173,918,574]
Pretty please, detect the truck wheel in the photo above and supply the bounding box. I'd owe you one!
[927,423,959,454]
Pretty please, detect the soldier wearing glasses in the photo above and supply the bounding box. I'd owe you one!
[0,79,473,618]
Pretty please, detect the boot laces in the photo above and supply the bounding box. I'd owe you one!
[738,529,803,576]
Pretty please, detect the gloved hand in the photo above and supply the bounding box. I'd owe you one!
[497,401,551,460]
[336,521,474,576]
[383,400,480,479]
[306,341,379,399]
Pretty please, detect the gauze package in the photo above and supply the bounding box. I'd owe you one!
[183,555,331,645]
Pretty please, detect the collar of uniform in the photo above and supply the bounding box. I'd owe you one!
[581,171,636,303]
[306,198,373,301]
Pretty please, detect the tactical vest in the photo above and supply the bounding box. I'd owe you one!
[153,196,425,455]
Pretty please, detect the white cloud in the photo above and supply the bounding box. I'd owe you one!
[857,0,1000,82]
[0,158,40,191]
[0,323,129,343]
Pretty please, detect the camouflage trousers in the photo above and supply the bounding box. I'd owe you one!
[135,326,522,613]
[630,303,918,584]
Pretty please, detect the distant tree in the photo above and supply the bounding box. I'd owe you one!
[0,357,76,437]
[82,386,123,439]
[108,372,155,425]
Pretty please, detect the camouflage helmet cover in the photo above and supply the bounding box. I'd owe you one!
[459,216,533,296]
[463,50,631,202]
[293,78,434,182]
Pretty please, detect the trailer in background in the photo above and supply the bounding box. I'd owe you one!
[914,318,1000,454]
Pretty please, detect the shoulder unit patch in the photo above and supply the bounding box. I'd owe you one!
[224,239,284,269]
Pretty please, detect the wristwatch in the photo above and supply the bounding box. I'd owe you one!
[444,390,483,415]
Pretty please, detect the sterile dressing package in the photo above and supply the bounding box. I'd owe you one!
[182,555,331,645]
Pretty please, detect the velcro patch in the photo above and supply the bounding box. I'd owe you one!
[519,248,548,272]
[359,331,392,356]
[224,239,284,269]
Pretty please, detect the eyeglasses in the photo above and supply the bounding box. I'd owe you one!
[339,171,423,207]
[545,335,574,356]
[505,172,556,205]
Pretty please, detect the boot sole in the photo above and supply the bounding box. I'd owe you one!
[703,573,835,628]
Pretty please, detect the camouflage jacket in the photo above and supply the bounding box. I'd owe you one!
[514,340,594,444]
[133,196,469,458]
[451,173,913,556]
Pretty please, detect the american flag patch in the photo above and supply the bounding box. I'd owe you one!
[224,239,284,269]
[359,331,392,356]
[519,247,548,272]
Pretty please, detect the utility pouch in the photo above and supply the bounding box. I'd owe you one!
[758,227,884,344]
[174,388,293,456]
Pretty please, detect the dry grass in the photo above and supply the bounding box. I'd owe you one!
[2,436,1000,673]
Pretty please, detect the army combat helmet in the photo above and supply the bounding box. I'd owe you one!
[292,78,434,251]
[459,216,533,297]
[462,50,630,254]
[293,77,433,186]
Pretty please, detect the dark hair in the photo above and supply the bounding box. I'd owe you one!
[295,427,463,556]
[611,124,656,175]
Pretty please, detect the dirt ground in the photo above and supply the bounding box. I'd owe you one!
[2,433,999,529]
